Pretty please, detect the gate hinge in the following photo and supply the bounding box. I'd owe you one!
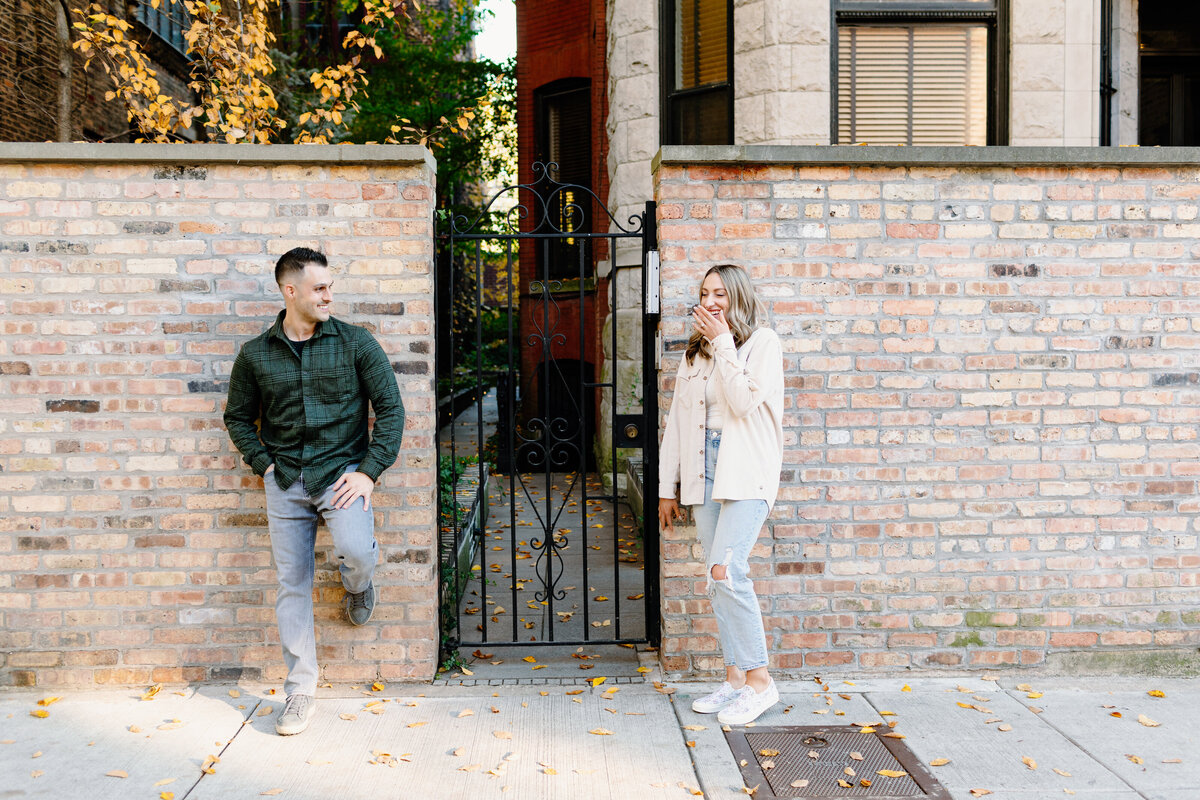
[645,249,660,314]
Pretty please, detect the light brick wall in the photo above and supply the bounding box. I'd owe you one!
[654,145,1200,676]
[0,144,438,688]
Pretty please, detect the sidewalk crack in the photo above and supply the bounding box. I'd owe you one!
[178,696,265,800]
[1002,688,1151,800]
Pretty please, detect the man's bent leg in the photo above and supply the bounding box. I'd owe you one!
[316,465,378,595]
[264,474,320,697]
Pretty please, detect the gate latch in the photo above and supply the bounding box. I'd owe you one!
[615,414,645,448]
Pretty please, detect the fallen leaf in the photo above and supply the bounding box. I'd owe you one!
[790,779,809,788]
[637,666,652,674]
[106,770,128,778]
[838,779,853,788]
[372,682,385,692]
[228,689,240,698]
[543,767,557,775]
[1126,754,1144,764]
[407,721,428,728]
[460,667,474,676]
[682,725,707,731]
[1110,711,1123,718]
[1137,714,1160,727]
[339,713,357,721]
[493,730,513,739]
[257,705,274,717]
[762,760,774,769]
[157,721,184,730]
[627,593,644,600]
[858,726,876,733]
[154,779,176,787]
[592,677,607,688]
[457,709,474,718]
[262,787,284,794]
[141,684,162,701]
[850,751,864,761]
[32,752,42,758]
[566,690,584,696]
[1163,758,1183,764]
[843,767,855,776]
[305,759,331,766]
[1022,756,1038,770]
[759,749,780,757]
[29,710,48,719]
[882,732,906,739]
[686,740,696,748]
[1027,692,1044,699]
[930,758,951,766]
[160,793,174,800]
[1053,768,1072,777]
[901,684,911,692]
[1148,690,1166,698]
[877,769,907,778]
[31,771,43,779]
[589,728,614,735]
[970,790,992,798]
[522,656,537,663]
[860,779,872,788]
[998,724,1013,732]
[37,697,61,707]
[742,784,759,796]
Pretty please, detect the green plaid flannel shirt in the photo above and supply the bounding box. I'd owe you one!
[223,311,405,498]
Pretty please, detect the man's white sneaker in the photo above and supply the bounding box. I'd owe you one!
[275,693,315,735]
[691,681,741,714]
[717,679,779,726]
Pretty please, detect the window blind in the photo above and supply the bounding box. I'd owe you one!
[676,0,728,90]
[838,25,987,145]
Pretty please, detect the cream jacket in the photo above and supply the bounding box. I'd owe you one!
[659,328,785,510]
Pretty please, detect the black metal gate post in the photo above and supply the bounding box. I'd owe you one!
[436,164,661,650]
[641,200,661,648]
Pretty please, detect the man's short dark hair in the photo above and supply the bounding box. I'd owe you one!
[275,247,328,286]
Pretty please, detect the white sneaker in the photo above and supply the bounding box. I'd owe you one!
[275,693,315,735]
[691,681,741,714]
[717,679,779,726]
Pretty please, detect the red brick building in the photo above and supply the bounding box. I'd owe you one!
[514,0,611,463]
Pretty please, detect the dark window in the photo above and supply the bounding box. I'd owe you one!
[662,0,733,145]
[1138,3,1200,145]
[535,80,592,281]
[135,0,189,56]
[833,0,1008,145]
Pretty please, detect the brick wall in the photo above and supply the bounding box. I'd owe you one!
[0,143,438,688]
[654,146,1200,676]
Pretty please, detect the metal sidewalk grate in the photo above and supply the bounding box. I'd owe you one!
[724,726,950,800]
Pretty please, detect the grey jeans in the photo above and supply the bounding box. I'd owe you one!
[264,464,377,696]
[690,430,771,671]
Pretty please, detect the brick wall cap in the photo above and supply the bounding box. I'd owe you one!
[654,145,1200,171]
[0,143,436,171]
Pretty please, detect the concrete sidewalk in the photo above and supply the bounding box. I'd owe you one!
[2,675,1196,800]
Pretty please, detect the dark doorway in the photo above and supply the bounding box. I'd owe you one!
[1139,3,1200,145]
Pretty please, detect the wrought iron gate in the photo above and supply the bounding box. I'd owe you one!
[437,163,660,650]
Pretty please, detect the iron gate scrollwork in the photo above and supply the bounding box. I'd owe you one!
[437,162,660,650]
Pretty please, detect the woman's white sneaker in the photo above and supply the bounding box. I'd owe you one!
[691,681,741,714]
[717,679,779,725]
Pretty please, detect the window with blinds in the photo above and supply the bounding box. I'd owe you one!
[135,0,189,56]
[832,0,1006,145]
[838,25,987,145]
[664,0,732,145]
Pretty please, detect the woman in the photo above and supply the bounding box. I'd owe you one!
[658,264,785,725]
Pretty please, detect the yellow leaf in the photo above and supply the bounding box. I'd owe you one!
[261,789,284,796]
[228,689,240,698]
[106,770,128,778]
[31,771,43,778]
[858,726,876,733]
[37,697,61,707]
[1022,756,1038,770]
[970,791,993,798]
[493,730,512,739]
[142,683,162,701]
[29,710,48,718]
[901,684,912,692]
[682,725,707,731]
[407,722,428,728]
[460,666,474,676]
[930,758,951,766]
[339,713,357,721]
[758,749,780,757]
[1137,714,1160,727]
[998,724,1013,732]
[1026,692,1044,699]
[372,682,385,692]
[457,709,474,718]
[1126,754,1144,765]
[877,769,908,778]
[589,728,614,735]
[1148,690,1166,698]
[742,785,758,796]
[160,793,174,800]
[1110,711,1123,718]
[591,677,606,687]
[543,767,558,775]
[838,779,853,788]
[849,752,864,761]
[1053,768,1072,777]
[522,656,537,663]
[531,665,547,670]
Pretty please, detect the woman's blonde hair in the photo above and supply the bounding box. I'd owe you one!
[685,264,765,365]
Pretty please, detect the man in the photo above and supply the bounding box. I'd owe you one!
[224,247,405,735]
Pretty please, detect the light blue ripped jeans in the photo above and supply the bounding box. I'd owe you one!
[690,429,770,671]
